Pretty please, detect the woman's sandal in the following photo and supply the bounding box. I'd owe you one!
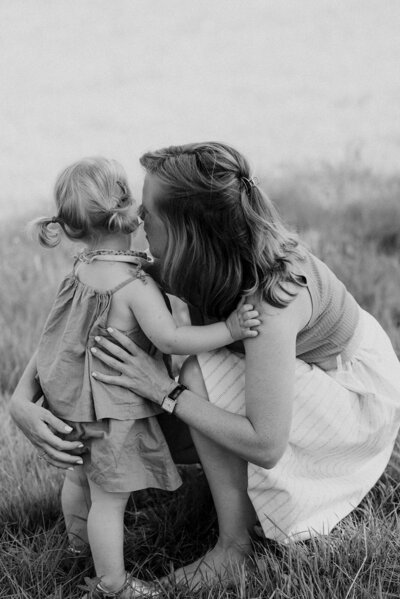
[79,572,162,598]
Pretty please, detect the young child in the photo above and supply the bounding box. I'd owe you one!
[30,157,260,599]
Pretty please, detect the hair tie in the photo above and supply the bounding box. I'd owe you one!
[50,216,59,224]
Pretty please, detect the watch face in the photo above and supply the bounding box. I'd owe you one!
[162,396,176,414]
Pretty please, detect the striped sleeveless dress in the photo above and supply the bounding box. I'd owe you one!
[197,251,400,543]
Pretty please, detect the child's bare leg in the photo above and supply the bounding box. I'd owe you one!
[61,466,91,551]
[87,479,130,592]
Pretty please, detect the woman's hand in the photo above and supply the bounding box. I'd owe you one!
[10,364,86,470]
[91,328,173,403]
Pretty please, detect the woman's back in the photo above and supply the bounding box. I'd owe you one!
[294,250,360,367]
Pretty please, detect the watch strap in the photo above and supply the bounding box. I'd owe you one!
[161,382,187,414]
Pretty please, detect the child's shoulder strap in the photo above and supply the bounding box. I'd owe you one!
[109,265,148,295]
[72,249,151,292]
[72,254,83,276]
[75,248,152,265]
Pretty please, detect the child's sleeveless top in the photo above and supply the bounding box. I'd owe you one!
[295,250,360,365]
[36,251,163,422]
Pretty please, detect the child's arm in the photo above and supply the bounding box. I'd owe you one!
[126,276,260,355]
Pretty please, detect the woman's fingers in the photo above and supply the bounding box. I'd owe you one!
[91,346,124,373]
[101,328,140,355]
[10,398,84,469]
[41,457,82,469]
[40,407,74,435]
[36,439,84,469]
[38,433,84,460]
[37,411,86,464]
[40,442,84,468]
[92,332,145,376]
[92,329,171,401]
[37,422,86,468]
[41,457,74,469]
[92,370,132,389]
[41,431,83,453]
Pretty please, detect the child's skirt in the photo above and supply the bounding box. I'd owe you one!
[197,309,400,543]
[65,415,182,493]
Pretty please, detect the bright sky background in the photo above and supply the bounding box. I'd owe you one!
[1,0,399,219]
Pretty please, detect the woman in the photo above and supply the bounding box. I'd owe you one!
[11,142,400,589]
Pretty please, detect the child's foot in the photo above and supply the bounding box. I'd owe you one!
[80,572,162,598]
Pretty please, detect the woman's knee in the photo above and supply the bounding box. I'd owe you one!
[179,355,209,399]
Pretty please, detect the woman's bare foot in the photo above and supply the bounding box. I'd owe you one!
[165,539,253,591]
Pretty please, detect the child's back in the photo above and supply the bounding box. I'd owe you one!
[36,250,165,423]
[76,257,143,331]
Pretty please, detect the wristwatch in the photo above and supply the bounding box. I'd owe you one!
[161,383,187,414]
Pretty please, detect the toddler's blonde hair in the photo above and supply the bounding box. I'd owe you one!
[31,157,138,248]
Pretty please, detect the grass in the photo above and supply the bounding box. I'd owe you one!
[1,163,400,597]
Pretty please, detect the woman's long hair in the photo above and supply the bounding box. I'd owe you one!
[30,157,138,248]
[140,142,305,318]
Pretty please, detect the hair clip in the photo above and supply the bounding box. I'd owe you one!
[116,180,126,195]
[115,180,131,207]
[241,176,259,193]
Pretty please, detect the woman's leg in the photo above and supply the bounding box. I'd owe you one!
[173,356,258,586]
[87,479,130,592]
[61,466,91,551]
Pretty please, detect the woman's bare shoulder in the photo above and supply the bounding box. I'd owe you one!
[246,285,311,333]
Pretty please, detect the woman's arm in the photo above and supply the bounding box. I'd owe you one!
[125,276,260,354]
[9,351,86,468]
[91,292,307,468]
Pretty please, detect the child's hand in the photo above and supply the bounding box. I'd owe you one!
[225,301,261,341]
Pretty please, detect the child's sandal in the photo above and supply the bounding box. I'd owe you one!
[66,543,90,557]
[61,544,91,571]
[79,572,162,598]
